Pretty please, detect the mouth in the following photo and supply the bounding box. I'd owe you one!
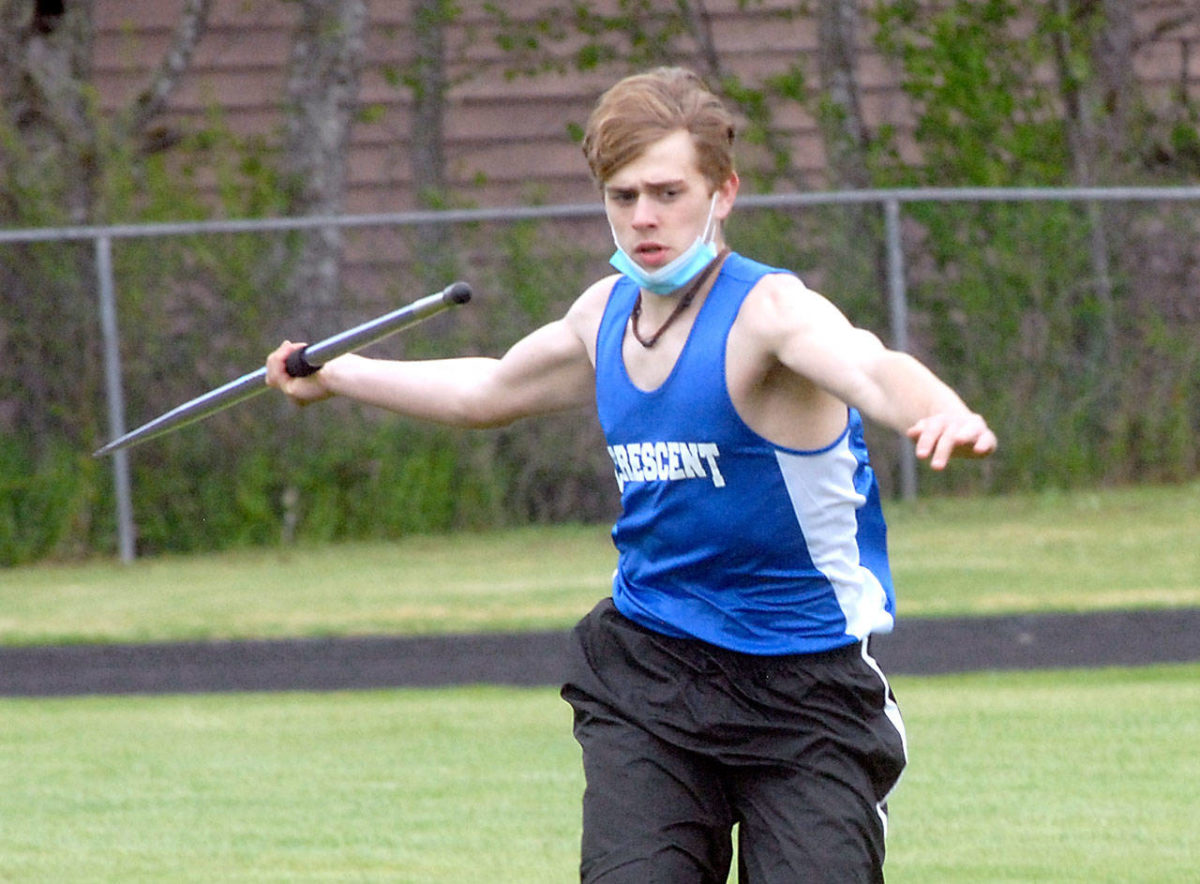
[635,243,670,266]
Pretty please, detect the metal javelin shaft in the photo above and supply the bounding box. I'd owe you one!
[93,281,472,458]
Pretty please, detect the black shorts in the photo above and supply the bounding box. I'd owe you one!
[561,599,907,884]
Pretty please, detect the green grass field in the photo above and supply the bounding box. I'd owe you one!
[1,667,1197,881]
[1,483,1198,880]
[3,481,1198,645]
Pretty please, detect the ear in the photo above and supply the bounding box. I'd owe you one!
[714,172,739,220]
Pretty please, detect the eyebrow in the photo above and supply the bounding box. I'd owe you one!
[604,179,688,198]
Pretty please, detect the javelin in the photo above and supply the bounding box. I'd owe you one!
[93,281,472,457]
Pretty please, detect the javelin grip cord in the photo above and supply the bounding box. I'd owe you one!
[284,347,322,378]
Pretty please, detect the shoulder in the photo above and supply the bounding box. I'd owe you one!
[732,270,886,383]
[566,274,620,324]
[718,252,832,322]
[721,252,794,283]
[561,274,621,355]
[736,271,848,340]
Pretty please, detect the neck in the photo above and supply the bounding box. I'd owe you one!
[630,248,729,348]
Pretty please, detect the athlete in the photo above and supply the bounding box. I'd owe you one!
[266,67,996,883]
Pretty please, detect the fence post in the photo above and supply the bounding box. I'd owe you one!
[95,235,137,562]
[884,198,918,501]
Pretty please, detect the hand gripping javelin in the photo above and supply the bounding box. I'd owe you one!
[93,281,472,457]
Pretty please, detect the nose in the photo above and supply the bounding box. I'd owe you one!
[631,194,657,229]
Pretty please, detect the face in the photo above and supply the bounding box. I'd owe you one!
[603,129,737,269]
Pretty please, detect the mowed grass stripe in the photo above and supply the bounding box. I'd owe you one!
[0,665,1196,882]
[2,483,1196,646]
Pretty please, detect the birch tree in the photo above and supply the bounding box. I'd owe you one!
[0,0,213,560]
[0,0,212,223]
[0,0,214,438]
[1047,0,1132,372]
[409,0,455,291]
[281,0,367,337]
[0,0,98,224]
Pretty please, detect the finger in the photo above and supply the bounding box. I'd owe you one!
[906,419,937,459]
[929,427,960,470]
[266,341,307,385]
[264,344,286,385]
[973,429,998,457]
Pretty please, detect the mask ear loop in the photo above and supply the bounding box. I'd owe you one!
[700,192,720,245]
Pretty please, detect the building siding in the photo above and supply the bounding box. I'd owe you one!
[92,1,1200,214]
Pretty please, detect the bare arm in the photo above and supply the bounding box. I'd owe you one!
[265,283,606,429]
[751,276,997,469]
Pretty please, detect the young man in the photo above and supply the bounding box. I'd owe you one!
[266,67,996,882]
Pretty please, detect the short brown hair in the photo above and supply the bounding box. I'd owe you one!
[582,67,736,190]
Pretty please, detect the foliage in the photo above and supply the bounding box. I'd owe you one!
[0,107,294,562]
[871,0,1200,492]
[485,0,689,77]
[0,440,94,565]
[4,2,1200,562]
[875,0,1071,187]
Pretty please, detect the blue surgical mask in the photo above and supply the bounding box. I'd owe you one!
[609,194,720,295]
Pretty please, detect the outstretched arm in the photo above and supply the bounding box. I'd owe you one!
[265,285,604,429]
[857,349,996,470]
[752,277,997,470]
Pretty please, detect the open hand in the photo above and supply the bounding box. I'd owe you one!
[906,412,997,471]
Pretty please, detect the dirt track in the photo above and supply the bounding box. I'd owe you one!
[2,608,1198,697]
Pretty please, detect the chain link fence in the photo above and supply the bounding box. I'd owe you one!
[3,186,1198,561]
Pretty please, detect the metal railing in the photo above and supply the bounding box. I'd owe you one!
[4,185,1199,561]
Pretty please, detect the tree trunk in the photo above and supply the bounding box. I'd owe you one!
[0,0,98,224]
[122,0,214,140]
[816,0,890,330]
[0,0,212,460]
[1049,0,1126,370]
[816,0,871,192]
[282,0,367,337]
[410,0,453,291]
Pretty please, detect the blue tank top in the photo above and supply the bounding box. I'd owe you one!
[595,252,896,654]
